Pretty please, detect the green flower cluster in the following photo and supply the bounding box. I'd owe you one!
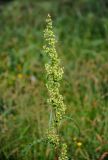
[47,126,59,147]
[43,14,66,124]
[59,143,68,160]
[43,14,68,160]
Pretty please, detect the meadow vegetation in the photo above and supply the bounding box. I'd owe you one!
[0,0,108,159]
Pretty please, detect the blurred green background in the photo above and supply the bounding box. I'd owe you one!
[0,0,108,159]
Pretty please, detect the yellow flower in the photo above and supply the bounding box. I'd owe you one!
[76,142,82,147]
[18,73,23,79]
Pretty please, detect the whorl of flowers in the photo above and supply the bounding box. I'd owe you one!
[59,143,68,160]
[43,14,68,159]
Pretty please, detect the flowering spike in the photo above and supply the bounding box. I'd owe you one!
[43,14,68,160]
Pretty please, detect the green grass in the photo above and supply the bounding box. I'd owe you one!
[0,0,108,159]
